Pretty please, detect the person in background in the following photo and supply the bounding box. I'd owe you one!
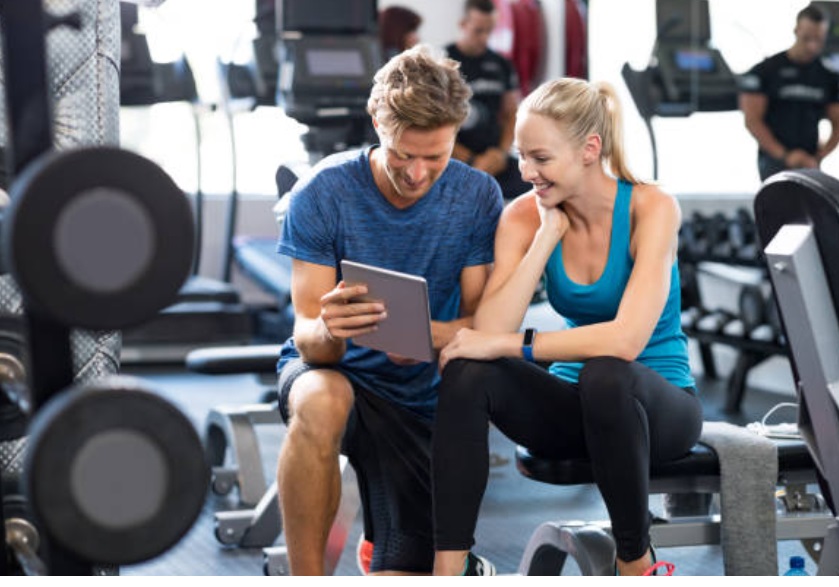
[740,2,839,181]
[445,0,530,201]
[379,5,423,60]
[430,77,702,576]
[274,45,503,576]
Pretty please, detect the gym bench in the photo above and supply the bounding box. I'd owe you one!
[515,429,832,575]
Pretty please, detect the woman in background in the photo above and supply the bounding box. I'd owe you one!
[379,5,422,60]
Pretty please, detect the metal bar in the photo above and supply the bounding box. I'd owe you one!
[0,0,53,176]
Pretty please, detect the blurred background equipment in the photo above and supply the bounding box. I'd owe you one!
[621,0,739,179]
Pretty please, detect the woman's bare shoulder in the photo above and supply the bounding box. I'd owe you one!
[503,192,540,226]
[632,183,681,223]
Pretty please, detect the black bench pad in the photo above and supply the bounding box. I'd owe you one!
[516,438,814,488]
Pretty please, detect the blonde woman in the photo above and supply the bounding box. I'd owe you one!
[432,78,702,576]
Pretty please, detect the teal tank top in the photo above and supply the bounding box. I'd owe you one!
[544,180,695,388]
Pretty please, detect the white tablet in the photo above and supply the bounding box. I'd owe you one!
[340,260,434,362]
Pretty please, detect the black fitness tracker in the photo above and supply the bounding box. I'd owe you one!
[522,328,536,363]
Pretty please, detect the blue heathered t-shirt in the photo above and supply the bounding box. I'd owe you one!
[276,147,503,419]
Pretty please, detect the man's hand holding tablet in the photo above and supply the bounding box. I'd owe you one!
[340,260,435,362]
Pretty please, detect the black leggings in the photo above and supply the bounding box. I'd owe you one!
[432,356,703,562]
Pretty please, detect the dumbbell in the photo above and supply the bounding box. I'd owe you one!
[694,309,736,334]
[706,212,733,258]
[0,322,209,568]
[23,376,209,566]
[6,386,208,573]
[2,147,195,331]
[679,263,701,310]
[717,285,763,338]
[679,212,711,258]
[738,284,766,339]
[737,284,784,343]
[729,208,759,261]
[0,145,208,573]
[721,317,746,338]
[680,306,702,330]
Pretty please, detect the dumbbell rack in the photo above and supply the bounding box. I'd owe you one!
[1,2,209,575]
[678,210,789,413]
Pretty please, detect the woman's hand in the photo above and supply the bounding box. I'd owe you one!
[536,200,570,242]
[438,328,511,372]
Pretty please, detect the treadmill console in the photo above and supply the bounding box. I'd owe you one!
[621,0,738,177]
[623,0,738,118]
[274,1,381,156]
[277,35,380,124]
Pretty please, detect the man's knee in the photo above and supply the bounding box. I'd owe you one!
[286,370,354,455]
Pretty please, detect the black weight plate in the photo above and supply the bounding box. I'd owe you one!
[23,376,208,565]
[3,147,194,330]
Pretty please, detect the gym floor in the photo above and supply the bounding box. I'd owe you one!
[115,304,817,577]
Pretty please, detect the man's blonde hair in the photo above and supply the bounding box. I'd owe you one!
[367,45,472,144]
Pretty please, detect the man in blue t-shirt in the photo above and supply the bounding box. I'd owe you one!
[739,3,839,180]
[275,46,503,575]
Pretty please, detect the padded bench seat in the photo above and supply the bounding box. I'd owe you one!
[516,438,816,493]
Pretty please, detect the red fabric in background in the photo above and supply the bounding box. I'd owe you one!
[510,0,545,95]
[565,0,587,79]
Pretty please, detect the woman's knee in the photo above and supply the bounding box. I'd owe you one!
[578,356,636,405]
[438,358,498,408]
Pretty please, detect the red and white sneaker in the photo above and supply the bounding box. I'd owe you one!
[642,546,675,576]
[356,534,373,575]
[643,561,675,576]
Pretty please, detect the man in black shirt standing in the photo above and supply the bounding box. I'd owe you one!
[446,0,530,200]
[740,3,839,181]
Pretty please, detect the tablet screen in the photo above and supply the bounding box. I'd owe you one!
[340,260,434,362]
